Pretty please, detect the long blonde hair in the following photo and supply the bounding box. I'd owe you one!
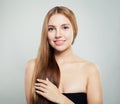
[30,6,78,104]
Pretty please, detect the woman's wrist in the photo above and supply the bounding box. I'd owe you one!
[56,94,65,104]
[57,94,74,104]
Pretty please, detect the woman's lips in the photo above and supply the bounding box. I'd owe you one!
[54,40,65,45]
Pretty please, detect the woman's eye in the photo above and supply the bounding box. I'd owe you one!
[63,26,69,29]
[48,27,54,31]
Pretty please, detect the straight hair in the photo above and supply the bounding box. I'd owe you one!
[30,6,78,104]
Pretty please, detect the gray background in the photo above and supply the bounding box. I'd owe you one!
[0,0,120,104]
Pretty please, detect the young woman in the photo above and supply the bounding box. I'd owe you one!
[25,6,102,104]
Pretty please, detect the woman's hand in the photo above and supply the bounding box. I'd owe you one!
[35,78,63,103]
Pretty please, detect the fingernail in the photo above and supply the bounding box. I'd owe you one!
[46,78,49,81]
[36,90,39,93]
[37,79,40,81]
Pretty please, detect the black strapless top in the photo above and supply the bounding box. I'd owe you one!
[63,93,87,104]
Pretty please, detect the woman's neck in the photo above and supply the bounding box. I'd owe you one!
[55,47,76,65]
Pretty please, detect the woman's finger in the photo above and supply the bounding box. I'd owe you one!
[35,83,47,89]
[37,79,48,85]
[36,90,45,96]
[35,86,46,93]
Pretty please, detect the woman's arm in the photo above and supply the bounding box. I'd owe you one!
[59,94,75,104]
[25,59,35,104]
[25,59,74,104]
[87,63,103,104]
[35,78,74,104]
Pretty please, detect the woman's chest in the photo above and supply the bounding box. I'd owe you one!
[59,64,88,93]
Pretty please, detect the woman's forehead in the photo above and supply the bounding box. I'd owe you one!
[48,14,71,26]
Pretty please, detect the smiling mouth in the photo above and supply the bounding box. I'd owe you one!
[54,40,65,45]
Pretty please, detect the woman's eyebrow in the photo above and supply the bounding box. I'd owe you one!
[48,24,70,27]
[48,25,55,27]
[61,24,70,26]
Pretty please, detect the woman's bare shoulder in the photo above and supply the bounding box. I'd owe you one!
[25,58,36,74]
[25,59,36,104]
[77,57,100,74]
[84,61,100,78]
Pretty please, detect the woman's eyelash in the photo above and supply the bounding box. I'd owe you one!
[63,26,69,29]
[48,26,69,31]
[48,27,54,31]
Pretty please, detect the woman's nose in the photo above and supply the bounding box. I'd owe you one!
[55,29,62,38]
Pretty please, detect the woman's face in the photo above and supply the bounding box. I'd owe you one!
[47,14,74,52]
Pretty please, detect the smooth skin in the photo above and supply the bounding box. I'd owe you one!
[25,14,102,104]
